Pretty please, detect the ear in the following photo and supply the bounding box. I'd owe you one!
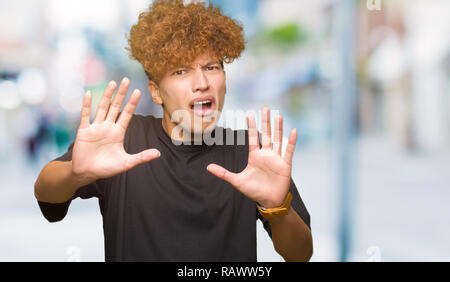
[148,80,163,105]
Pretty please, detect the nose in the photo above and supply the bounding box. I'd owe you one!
[191,68,209,93]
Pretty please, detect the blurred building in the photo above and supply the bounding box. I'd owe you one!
[1,0,450,262]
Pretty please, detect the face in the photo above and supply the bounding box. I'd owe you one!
[148,53,226,141]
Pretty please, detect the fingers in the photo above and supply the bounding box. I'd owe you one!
[261,107,272,149]
[106,77,130,123]
[117,89,141,130]
[93,80,117,123]
[273,114,283,155]
[125,149,161,170]
[283,128,297,165]
[207,164,240,188]
[246,114,260,152]
[80,91,92,129]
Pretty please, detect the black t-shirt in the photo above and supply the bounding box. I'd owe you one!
[37,114,310,262]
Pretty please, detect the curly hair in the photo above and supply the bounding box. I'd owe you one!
[126,0,245,83]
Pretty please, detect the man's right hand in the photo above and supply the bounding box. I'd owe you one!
[71,77,161,183]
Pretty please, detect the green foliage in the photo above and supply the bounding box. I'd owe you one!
[266,22,307,46]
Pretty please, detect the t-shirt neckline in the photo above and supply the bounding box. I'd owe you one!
[154,117,217,152]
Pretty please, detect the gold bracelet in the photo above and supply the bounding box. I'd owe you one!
[257,192,293,219]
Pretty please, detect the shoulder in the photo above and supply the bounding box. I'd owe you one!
[129,113,157,124]
[126,114,158,133]
[123,114,159,151]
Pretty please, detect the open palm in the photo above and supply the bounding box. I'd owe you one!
[207,107,297,208]
[72,78,160,182]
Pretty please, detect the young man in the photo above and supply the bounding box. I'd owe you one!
[34,0,312,262]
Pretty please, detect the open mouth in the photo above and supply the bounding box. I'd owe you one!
[189,98,215,117]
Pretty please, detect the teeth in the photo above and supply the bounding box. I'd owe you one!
[193,100,211,105]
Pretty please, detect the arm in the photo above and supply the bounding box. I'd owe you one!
[268,207,313,262]
[207,106,313,262]
[34,160,95,204]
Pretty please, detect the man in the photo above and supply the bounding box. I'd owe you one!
[34,0,312,262]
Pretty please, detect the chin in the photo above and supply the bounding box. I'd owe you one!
[169,107,221,139]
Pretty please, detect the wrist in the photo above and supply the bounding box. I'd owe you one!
[257,192,293,219]
[258,200,282,209]
[69,161,97,189]
[257,192,289,209]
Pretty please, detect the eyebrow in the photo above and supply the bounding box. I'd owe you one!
[178,61,220,68]
[201,61,223,70]
[172,61,221,73]
[175,65,191,70]
[203,61,220,66]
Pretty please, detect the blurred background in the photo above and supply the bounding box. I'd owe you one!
[1,0,450,262]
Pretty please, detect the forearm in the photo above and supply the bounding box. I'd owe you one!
[268,206,313,262]
[34,161,93,203]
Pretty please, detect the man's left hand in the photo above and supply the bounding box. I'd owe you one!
[207,107,297,208]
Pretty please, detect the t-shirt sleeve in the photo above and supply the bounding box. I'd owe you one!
[257,178,311,238]
[37,142,106,223]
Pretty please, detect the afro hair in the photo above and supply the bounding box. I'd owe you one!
[126,0,245,83]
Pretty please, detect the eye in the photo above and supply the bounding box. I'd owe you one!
[172,69,186,75]
[206,65,220,71]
